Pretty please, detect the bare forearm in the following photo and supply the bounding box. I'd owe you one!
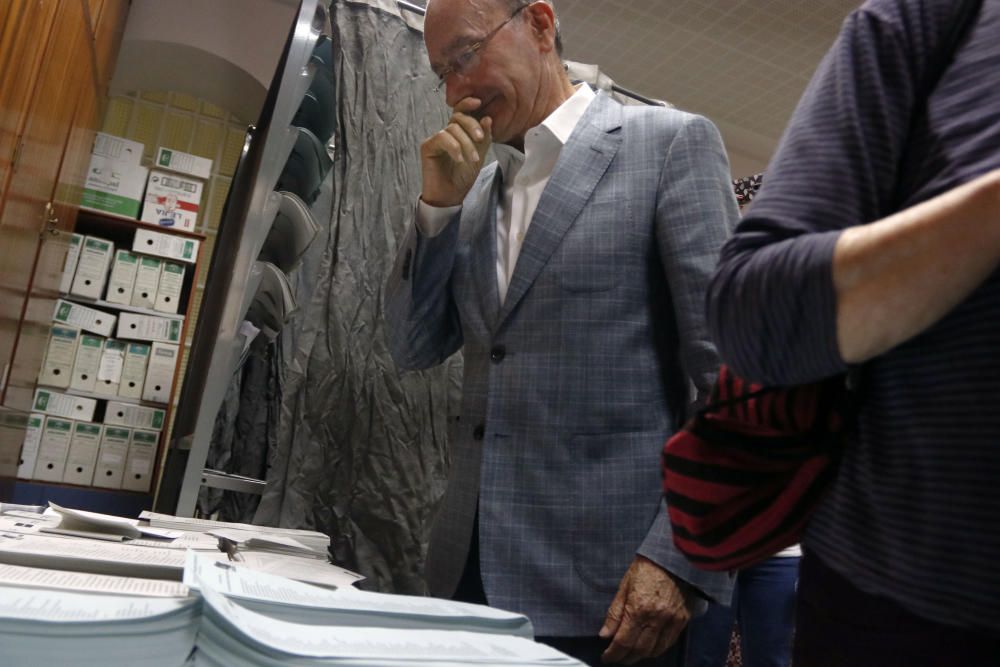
[834,170,1000,363]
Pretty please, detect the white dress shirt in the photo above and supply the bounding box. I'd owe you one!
[417,84,596,304]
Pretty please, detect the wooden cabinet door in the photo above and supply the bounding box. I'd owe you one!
[0,0,94,408]
[0,0,60,387]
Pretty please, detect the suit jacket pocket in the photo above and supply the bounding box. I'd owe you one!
[569,429,666,593]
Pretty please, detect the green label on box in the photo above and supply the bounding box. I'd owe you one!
[85,238,110,252]
[55,303,72,322]
[169,320,181,342]
[158,149,173,168]
[81,188,140,218]
[129,343,150,356]
[118,251,137,264]
[34,392,50,411]
[48,418,72,433]
[164,263,183,275]
[81,335,103,348]
[133,431,158,445]
[106,427,130,441]
[75,423,101,436]
[151,411,164,430]
[182,242,194,260]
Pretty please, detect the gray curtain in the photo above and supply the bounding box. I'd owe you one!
[205,0,460,595]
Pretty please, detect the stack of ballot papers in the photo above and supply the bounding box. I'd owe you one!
[207,527,327,560]
[184,551,533,637]
[140,510,330,554]
[193,583,585,667]
[0,531,361,588]
[0,582,199,667]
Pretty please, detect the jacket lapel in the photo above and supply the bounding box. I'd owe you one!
[465,163,503,330]
[496,93,623,326]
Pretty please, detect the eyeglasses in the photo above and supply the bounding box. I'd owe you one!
[434,2,531,91]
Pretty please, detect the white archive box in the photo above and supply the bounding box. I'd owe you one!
[69,333,105,393]
[130,255,162,309]
[140,169,203,232]
[117,313,182,343]
[62,421,103,486]
[92,425,131,489]
[104,401,166,431]
[39,325,79,388]
[80,133,146,218]
[133,228,200,264]
[32,416,74,482]
[153,262,184,314]
[142,342,178,404]
[16,414,45,479]
[154,147,212,180]
[105,250,139,305]
[118,342,150,399]
[94,339,127,397]
[59,233,84,294]
[70,236,114,299]
[121,428,158,492]
[53,298,117,337]
[32,388,98,423]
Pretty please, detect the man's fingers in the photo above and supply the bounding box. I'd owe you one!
[452,96,482,114]
[599,587,627,639]
[449,112,486,144]
[444,123,481,165]
[438,130,468,164]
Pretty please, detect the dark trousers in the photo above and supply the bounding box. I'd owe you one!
[453,516,682,667]
[794,551,1000,667]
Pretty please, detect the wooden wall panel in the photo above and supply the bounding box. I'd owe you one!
[0,0,60,392]
[0,0,92,407]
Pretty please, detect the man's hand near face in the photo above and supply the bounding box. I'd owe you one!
[420,97,493,207]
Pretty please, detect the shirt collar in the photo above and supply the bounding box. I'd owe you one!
[493,83,596,178]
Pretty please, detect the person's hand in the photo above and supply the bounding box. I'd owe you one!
[598,556,692,665]
[420,97,493,207]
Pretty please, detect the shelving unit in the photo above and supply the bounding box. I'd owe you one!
[12,206,206,514]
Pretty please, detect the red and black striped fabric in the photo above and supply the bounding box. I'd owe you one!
[662,366,850,571]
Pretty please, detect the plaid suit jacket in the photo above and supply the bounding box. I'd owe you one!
[386,92,738,635]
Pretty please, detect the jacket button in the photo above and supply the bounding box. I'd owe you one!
[490,345,506,363]
[473,425,485,440]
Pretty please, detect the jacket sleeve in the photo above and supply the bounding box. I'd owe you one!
[653,113,739,415]
[641,112,739,604]
[383,206,465,371]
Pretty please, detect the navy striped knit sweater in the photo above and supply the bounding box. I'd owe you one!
[707,0,1000,632]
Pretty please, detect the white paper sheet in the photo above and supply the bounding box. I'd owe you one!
[49,503,182,539]
[0,563,189,598]
[0,584,193,622]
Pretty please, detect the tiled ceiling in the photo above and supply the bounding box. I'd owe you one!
[554,0,860,174]
[405,0,861,175]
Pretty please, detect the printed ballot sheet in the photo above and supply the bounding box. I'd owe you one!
[0,563,189,598]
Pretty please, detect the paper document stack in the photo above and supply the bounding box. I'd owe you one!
[194,583,584,667]
[184,551,533,637]
[140,511,331,554]
[0,583,199,667]
[208,527,327,560]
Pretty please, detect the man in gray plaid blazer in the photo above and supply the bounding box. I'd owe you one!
[385,1,737,664]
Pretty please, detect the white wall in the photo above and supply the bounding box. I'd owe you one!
[110,0,298,123]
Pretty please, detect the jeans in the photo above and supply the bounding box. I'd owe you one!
[684,556,799,667]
